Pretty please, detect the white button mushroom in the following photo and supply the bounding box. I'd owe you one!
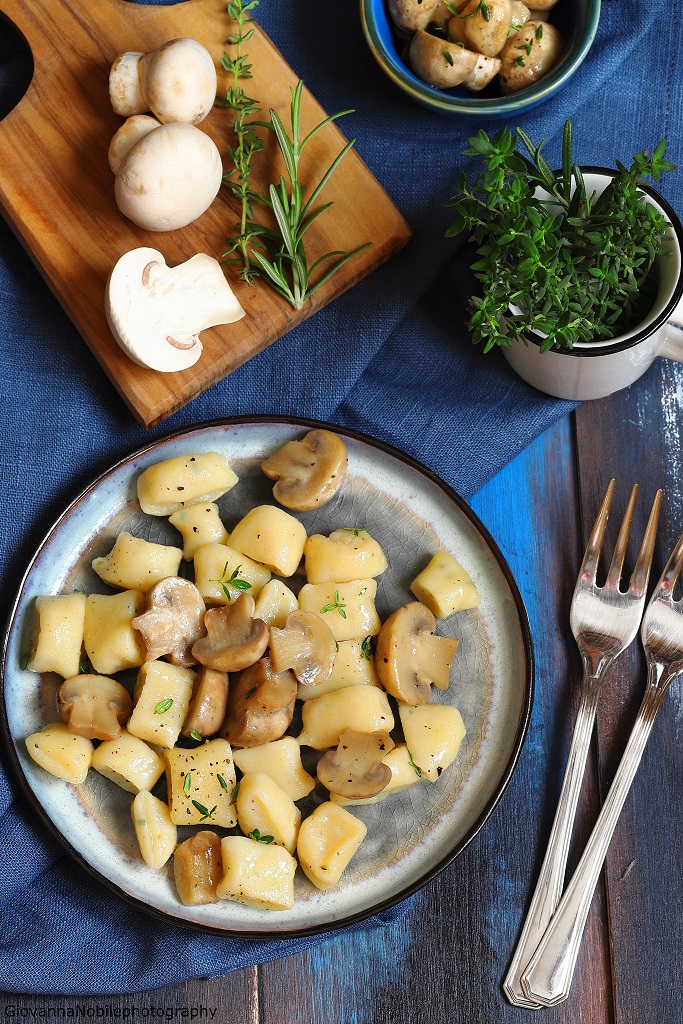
[113,122,223,231]
[108,114,161,175]
[109,38,217,126]
[105,247,245,372]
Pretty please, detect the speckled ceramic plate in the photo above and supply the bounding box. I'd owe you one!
[1,417,533,937]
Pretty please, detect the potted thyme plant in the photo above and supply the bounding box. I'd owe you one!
[446,121,676,354]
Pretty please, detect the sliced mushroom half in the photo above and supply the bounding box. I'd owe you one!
[191,593,268,672]
[317,728,395,799]
[57,674,133,741]
[132,576,206,667]
[221,657,297,747]
[269,610,337,688]
[374,602,459,705]
[261,429,347,511]
[181,667,229,739]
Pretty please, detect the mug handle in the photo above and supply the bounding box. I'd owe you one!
[658,295,683,361]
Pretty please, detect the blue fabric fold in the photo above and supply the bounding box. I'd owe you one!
[0,0,681,997]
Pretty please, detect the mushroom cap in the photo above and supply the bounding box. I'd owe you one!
[409,31,479,89]
[261,429,348,512]
[132,576,206,667]
[192,593,269,672]
[57,674,133,741]
[181,666,229,738]
[458,0,512,57]
[317,728,395,799]
[109,51,146,117]
[108,115,161,175]
[269,610,337,687]
[114,122,223,232]
[139,38,217,126]
[374,602,459,705]
[499,21,564,93]
[221,657,297,747]
[105,247,245,372]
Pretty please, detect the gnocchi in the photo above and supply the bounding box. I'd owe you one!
[23,431,479,913]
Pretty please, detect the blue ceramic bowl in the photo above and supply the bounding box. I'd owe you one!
[360,0,601,117]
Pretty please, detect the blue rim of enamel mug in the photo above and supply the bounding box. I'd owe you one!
[513,168,683,358]
[360,0,601,117]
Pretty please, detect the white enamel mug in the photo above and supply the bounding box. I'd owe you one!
[502,170,683,400]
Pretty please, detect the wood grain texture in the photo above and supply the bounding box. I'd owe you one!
[575,358,683,1024]
[0,0,410,427]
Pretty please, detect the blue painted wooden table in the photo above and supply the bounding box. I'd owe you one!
[6,357,683,1022]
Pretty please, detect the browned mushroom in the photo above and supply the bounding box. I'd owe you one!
[57,674,133,741]
[261,429,347,511]
[374,602,458,705]
[221,657,297,747]
[173,830,223,906]
[132,576,206,667]
[269,610,337,688]
[181,666,229,739]
[317,728,395,799]
[191,593,268,672]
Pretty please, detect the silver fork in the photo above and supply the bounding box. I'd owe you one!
[504,480,661,1008]
[520,529,683,1006]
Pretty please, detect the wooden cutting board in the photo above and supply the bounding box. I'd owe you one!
[0,0,411,427]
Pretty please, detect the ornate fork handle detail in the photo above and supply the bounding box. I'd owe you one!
[503,670,604,1007]
[520,670,672,1006]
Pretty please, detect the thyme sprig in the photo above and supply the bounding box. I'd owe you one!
[445,120,676,352]
[220,0,264,284]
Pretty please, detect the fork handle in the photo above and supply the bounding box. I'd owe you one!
[503,673,602,1007]
[520,678,666,1006]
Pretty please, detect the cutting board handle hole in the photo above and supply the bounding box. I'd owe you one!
[0,16,33,122]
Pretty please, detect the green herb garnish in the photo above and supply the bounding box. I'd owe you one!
[154,698,173,714]
[231,780,241,804]
[443,47,454,66]
[210,561,252,600]
[248,828,274,844]
[535,23,543,39]
[408,754,423,778]
[20,652,30,671]
[189,729,203,743]
[183,771,192,795]
[320,590,347,619]
[192,800,216,821]
[361,635,373,661]
[217,773,229,791]
[445,120,676,352]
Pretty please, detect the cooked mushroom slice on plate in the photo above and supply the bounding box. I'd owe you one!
[317,728,395,799]
[132,576,206,667]
[57,674,133,742]
[261,429,348,511]
[174,830,223,906]
[374,602,458,705]
[181,666,229,739]
[221,657,297,748]
[191,593,268,672]
[269,610,337,688]
[456,0,513,56]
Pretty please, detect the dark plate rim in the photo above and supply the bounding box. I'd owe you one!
[0,415,534,940]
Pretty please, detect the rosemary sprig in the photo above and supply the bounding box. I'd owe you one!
[445,121,676,352]
[223,66,371,308]
[220,0,264,284]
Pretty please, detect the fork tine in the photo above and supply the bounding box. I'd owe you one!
[605,483,638,589]
[651,529,683,599]
[579,479,615,584]
[628,489,663,596]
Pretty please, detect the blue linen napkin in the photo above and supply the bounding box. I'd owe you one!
[0,0,681,997]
